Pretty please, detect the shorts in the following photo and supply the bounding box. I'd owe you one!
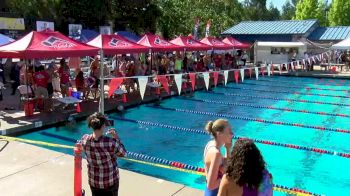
[35,86,48,99]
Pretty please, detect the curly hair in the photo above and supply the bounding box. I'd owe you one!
[225,139,265,189]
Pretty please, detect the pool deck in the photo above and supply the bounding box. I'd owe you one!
[0,140,203,196]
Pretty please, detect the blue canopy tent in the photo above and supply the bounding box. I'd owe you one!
[0,34,14,46]
[115,31,140,43]
[79,29,99,43]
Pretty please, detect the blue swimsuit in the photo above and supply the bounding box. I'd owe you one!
[203,143,224,196]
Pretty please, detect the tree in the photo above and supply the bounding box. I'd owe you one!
[242,0,271,21]
[281,0,298,20]
[294,0,318,20]
[266,3,281,21]
[329,0,350,26]
[315,0,327,26]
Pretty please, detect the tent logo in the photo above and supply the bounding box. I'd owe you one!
[42,36,76,48]
[154,37,169,46]
[109,38,130,47]
[212,39,224,45]
[187,39,200,46]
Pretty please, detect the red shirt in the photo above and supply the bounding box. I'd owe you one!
[59,67,70,84]
[81,134,127,189]
[196,61,205,71]
[33,71,49,88]
[214,57,222,68]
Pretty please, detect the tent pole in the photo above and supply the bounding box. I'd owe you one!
[99,49,105,114]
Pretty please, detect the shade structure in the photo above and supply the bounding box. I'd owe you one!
[86,34,149,55]
[331,38,350,50]
[0,34,14,46]
[170,36,211,51]
[200,37,232,50]
[0,30,99,59]
[222,37,250,49]
[137,33,183,52]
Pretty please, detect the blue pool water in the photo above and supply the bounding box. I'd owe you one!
[19,76,350,195]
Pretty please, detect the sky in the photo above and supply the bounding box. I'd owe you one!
[239,0,332,11]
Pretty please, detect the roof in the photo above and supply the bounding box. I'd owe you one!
[0,30,98,58]
[79,29,99,43]
[231,34,293,43]
[0,33,14,46]
[170,36,211,51]
[222,20,318,35]
[256,41,305,47]
[86,34,149,55]
[200,37,232,50]
[115,31,140,42]
[222,37,251,49]
[308,27,350,41]
[137,34,183,52]
[331,38,350,50]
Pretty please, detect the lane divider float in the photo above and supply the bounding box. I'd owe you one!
[0,135,321,196]
[146,106,350,134]
[241,82,350,92]
[256,78,349,87]
[176,97,350,118]
[110,116,350,159]
[204,91,350,107]
[221,86,350,99]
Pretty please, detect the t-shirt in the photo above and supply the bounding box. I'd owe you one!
[33,71,49,88]
[214,57,222,68]
[175,59,183,71]
[59,67,70,84]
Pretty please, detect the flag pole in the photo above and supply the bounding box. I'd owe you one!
[99,49,105,114]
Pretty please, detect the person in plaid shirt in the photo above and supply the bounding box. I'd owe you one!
[80,113,126,196]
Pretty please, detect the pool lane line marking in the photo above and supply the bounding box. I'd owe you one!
[0,135,322,196]
[146,106,350,134]
[109,116,350,159]
[220,86,350,99]
[256,78,349,87]
[202,91,350,107]
[176,97,350,118]
[240,82,350,92]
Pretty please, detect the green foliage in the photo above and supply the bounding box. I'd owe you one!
[315,0,327,26]
[294,0,318,20]
[281,0,297,20]
[329,0,350,26]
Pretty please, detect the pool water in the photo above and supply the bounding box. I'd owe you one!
[19,76,350,195]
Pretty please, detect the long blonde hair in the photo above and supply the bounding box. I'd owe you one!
[205,119,229,138]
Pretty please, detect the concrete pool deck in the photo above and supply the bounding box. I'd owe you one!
[0,140,203,196]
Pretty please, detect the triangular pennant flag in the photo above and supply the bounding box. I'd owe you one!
[249,68,252,78]
[297,61,300,68]
[234,70,239,83]
[291,62,295,71]
[261,66,265,76]
[189,73,196,91]
[312,56,316,63]
[76,103,81,113]
[138,76,148,100]
[213,71,219,86]
[240,69,244,82]
[308,58,311,65]
[278,64,282,75]
[255,67,259,80]
[203,72,210,90]
[267,65,271,76]
[157,75,170,94]
[122,94,127,103]
[271,64,274,75]
[302,59,305,66]
[108,78,124,97]
[224,71,229,85]
[174,74,183,95]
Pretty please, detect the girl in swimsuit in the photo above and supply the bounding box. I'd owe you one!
[204,119,234,196]
[218,139,273,196]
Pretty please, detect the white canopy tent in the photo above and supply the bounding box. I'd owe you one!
[254,41,307,64]
[331,38,350,50]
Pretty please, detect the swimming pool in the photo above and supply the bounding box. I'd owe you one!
[19,76,350,195]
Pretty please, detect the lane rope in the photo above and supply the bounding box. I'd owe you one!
[147,106,350,134]
[256,78,349,87]
[110,116,350,158]
[221,86,350,99]
[241,82,350,92]
[204,91,350,107]
[0,135,322,196]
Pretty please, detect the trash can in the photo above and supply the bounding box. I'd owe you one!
[24,101,34,116]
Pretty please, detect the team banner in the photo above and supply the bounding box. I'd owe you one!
[203,72,210,90]
[174,74,182,95]
[224,70,229,85]
[36,21,54,31]
[240,69,244,82]
[68,24,82,40]
[138,76,148,100]
[255,67,259,80]
[0,17,25,30]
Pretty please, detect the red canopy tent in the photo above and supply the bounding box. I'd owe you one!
[222,37,251,49]
[86,34,149,55]
[200,37,232,50]
[170,36,211,51]
[137,33,183,52]
[0,30,99,58]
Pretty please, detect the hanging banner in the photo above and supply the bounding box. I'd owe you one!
[224,70,229,85]
[213,71,219,86]
[68,24,82,40]
[203,72,210,90]
[0,17,25,30]
[174,74,183,95]
[254,67,259,80]
[240,69,244,82]
[157,75,170,94]
[100,26,112,35]
[138,77,148,100]
[267,65,271,76]
[36,21,54,31]
[108,78,124,97]
[189,73,196,90]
